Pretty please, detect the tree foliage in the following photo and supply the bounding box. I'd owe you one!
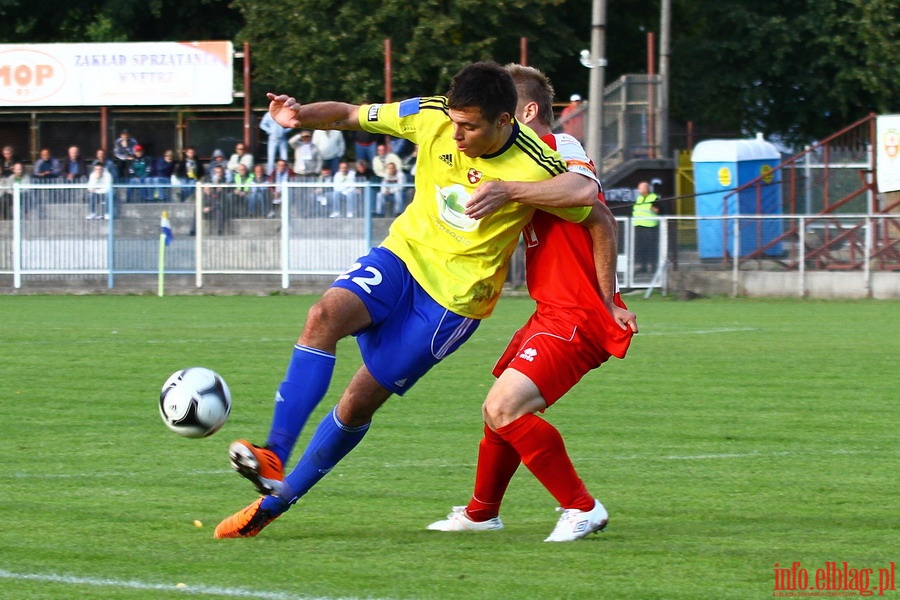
[670,0,900,144]
[0,0,242,43]
[0,0,896,146]
[234,0,586,104]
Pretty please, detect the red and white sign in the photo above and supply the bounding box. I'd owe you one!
[0,41,234,107]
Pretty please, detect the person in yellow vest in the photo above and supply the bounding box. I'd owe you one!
[632,181,660,273]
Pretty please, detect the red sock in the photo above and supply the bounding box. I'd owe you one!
[495,413,594,511]
[465,425,521,521]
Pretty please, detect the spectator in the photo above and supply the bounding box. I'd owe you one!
[371,143,403,184]
[93,149,117,177]
[232,162,254,217]
[227,142,254,179]
[2,145,20,177]
[312,165,333,216]
[374,161,406,217]
[33,148,61,181]
[268,158,293,218]
[61,145,87,183]
[127,145,154,202]
[86,161,112,220]
[352,129,380,165]
[153,149,177,200]
[632,180,660,274]
[32,147,61,210]
[113,129,138,180]
[353,158,376,214]
[1,162,30,219]
[560,94,585,144]
[206,149,231,183]
[328,160,357,218]
[288,130,322,177]
[311,129,345,174]
[174,146,205,202]
[202,164,229,235]
[260,112,290,175]
[246,164,270,218]
[328,161,359,219]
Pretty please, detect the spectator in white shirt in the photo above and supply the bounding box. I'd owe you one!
[374,162,407,217]
[311,130,345,174]
[328,160,357,218]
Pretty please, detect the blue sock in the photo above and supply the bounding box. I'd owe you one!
[266,345,336,465]
[280,408,370,504]
[260,494,290,515]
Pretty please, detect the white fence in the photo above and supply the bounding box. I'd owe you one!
[1,181,898,297]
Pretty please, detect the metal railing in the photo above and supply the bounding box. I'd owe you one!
[1,183,898,297]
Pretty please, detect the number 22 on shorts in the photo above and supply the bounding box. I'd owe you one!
[336,262,383,294]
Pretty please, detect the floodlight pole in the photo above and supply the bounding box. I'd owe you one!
[586,0,607,170]
[243,42,251,148]
[659,0,671,158]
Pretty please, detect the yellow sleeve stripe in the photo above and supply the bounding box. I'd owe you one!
[419,96,448,113]
[514,134,568,177]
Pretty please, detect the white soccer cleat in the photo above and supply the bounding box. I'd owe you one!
[544,499,609,542]
[427,506,504,532]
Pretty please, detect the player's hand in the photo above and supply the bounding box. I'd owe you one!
[612,305,639,333]
[465,180,511,219]
[267,93,303,129]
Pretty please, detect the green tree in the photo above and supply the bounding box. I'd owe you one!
[669,0,900,144]
[234,0,586,104]
[0,0,241,43]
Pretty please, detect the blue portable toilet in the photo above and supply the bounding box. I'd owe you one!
[692,135,784,259]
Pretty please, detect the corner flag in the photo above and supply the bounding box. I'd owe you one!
[158,211,172,297]
[161,211,173,246]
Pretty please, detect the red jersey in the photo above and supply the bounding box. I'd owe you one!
[522,133,632,359]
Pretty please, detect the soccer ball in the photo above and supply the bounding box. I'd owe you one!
[159,367,232,438]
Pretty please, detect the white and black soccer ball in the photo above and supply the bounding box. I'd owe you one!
[159,367,232,438]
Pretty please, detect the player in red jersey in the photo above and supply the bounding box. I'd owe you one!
[428,64,638,541]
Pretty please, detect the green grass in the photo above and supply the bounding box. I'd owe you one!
[0,295,897,600]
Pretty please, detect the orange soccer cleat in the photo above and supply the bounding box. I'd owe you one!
[214,498,282,539]
[228,439,284,495]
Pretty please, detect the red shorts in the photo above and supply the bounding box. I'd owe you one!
[492,310,613,406]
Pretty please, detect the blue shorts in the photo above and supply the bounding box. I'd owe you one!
[331,247,480,395]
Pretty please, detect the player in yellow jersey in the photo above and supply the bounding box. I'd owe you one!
[215,62,603,539]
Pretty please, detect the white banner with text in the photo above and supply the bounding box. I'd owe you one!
[0,41,234,107]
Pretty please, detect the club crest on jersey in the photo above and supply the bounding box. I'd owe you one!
[467,169,483,184]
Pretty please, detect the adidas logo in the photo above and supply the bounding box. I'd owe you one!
[394,378,408,388]
[519,348,537,362]
[439,154,453,167]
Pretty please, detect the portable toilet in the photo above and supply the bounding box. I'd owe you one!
[692,135,784,259]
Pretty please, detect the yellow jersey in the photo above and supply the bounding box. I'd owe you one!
[359,97,590,319]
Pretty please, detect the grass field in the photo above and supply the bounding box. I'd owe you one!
[0,294,897,600]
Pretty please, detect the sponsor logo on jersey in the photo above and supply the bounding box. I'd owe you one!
[467,168,483,184]
[367,104,382,122]
[519,347,537,362]
[439,153,453,167]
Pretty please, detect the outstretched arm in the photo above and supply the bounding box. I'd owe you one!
[267,93,362,132]
[465,172,596,220]
[582,200,639,333]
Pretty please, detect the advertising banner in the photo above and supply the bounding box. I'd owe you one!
[0,41,234,106]
[876,114,900,193]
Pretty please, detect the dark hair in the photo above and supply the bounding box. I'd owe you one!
[447,61,517,123]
